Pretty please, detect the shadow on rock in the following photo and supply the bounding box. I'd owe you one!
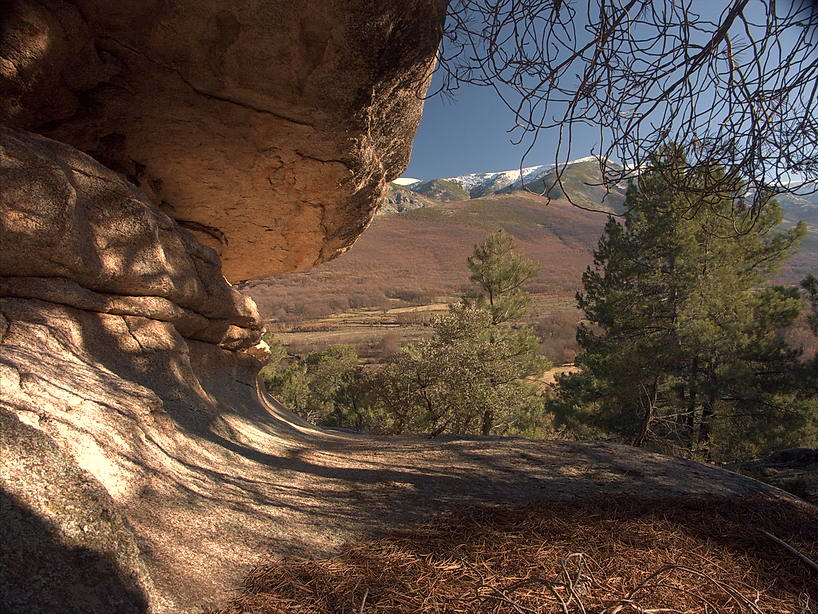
[0,409,154,614]
[0,488,149,614]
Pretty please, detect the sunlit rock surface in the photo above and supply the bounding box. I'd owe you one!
[0,127,265,611]
[2,3,806,614]
[0,0,446,280]
[0,2,446,610]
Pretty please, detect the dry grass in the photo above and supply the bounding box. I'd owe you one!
[213,496,817,614]
[531,365,581,388]
[241,197,607,323]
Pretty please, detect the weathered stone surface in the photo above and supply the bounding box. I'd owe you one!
[3,4,803,614]
[0,295,272,611]
[0,126,271,610]
[0,0,447,280]
[0,2,449,605]
[3,301,807,612]
[379,182,436,214]
[0,126,261,348]
[0,409,157,613]
[741,448,818,505]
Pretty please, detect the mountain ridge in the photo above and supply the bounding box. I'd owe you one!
[433,156,601,198]
[394,157,817,221]
[398,156,625,210]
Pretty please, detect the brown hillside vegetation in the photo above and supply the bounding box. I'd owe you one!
[214,496,817,614]
[242,192,815,362]
[244,192,816,325]
[242,194,607,322]
[243,193,607,361]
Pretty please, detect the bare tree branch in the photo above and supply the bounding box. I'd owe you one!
[438,0,818,224]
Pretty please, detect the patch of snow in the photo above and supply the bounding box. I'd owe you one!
[443,165,549,193]
[441,156,605,195]
[392,177,422,186]
[566,155,600,165]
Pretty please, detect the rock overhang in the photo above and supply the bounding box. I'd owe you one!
[0,0,448,280]
[0,2,454,610]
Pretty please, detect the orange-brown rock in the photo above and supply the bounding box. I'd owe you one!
[4,4,806,614]
[0,3,447,608]
[0,0,447,280]
[0,126,267,612]
[0,126,262,347]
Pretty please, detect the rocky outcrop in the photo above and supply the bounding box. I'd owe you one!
[1,410,156,613]
[0,2,447,610]
[379,182,436,214]
[0,126,261,349]
[741,448,818,505]
[0,126,267,611]
[3,3,805,614]
[0,0,447,280]
[0,130,812,614]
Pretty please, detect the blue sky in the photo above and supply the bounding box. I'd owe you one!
[403,74,600,180]
[403,1,814,183]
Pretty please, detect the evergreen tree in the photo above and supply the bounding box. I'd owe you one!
[373,304,547,436]
[550,149,806,459]
[375,231,549,436]
[464,229,539,325]
[261,341,362,426]
[802,274,818,337]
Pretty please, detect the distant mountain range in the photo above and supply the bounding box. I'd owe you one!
[379,158,817,280]
[386,156,626,213]
[778,191,818,226]
[246,188,815,333]
[386,157,817,231]
[443,156,602,198]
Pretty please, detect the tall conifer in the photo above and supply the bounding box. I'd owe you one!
[552,149,807,458]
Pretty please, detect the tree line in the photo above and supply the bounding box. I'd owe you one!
[261,151,817,461]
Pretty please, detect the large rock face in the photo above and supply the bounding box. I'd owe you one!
[0,2,446,610]
[1,410,156,613]
[0,126,261,347]
[1,0,446,280]
[4,3,806,614]
[0,126,266,611]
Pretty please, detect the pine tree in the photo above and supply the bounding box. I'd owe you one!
[465,229,539,325]
[802,274,818,337]
[374,231,549,436]
[373,304,547,436]
[550,149,806,459]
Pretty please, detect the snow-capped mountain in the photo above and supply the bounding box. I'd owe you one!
[443,164,549,197]
[393,155,624,210]
[775,190,818,227]
[398,155,602,199]
[457,156,600,197]
[388,159,816,244]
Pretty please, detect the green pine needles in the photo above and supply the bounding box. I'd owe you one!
[549,149,814,460]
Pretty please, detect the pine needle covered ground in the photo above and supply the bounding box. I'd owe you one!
[213,496,817,614]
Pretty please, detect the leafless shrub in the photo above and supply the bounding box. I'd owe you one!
[376,332,403,358]
[535,310,582,362]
